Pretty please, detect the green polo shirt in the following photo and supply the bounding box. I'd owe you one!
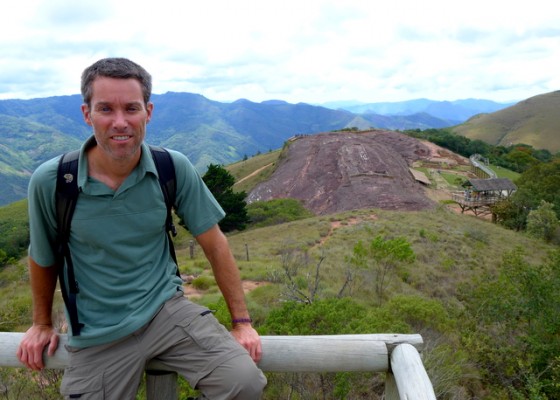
[28,137,225,348]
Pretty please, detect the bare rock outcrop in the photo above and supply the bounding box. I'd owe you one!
[247,130,437,215]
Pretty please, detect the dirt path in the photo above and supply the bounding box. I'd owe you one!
[236,163,274,185]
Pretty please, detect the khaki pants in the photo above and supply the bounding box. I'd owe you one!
[60,293,266,399]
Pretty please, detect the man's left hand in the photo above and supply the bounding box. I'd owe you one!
[231,324,262,363]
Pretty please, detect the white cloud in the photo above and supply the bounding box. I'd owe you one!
[1,0,559,103]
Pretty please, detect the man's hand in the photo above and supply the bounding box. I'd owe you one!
[16,324,59,370]
[231,324,262,363]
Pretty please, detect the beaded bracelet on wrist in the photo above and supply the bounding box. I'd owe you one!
[232,318,252,324]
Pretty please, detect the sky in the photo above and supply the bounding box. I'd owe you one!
[1,0,559,105]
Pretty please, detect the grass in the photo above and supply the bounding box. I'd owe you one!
[228,150,281,193]
[489,163,521,180]
[171,206,553,310]
[439,171,466,187]
[0,199,29,260]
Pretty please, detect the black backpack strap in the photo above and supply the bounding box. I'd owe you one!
[55,150,84,336]
[149,145,179,270]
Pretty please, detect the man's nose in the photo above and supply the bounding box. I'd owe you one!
[112,110,128,130]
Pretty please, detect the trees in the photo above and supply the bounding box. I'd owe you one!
[514,159,560,216]
[493,159,560,237]
[202,164,250,232]
[460,248,560,398]
[503,147,540,172]
[527,201,559,242]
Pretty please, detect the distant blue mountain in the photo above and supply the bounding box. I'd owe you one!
[322,98,515,123]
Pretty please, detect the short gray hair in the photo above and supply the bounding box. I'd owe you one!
[81,58,152,106]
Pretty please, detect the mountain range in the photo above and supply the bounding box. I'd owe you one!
[321,98,513,122]
[0,90,555,206]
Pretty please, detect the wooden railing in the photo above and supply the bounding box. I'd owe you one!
[0,332,436,400]
[451,192,500,207]
[470,154,497,179]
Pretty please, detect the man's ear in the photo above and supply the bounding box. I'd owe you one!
[146,102,154,124]
[81,104,93,126]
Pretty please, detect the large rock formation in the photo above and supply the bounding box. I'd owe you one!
[247,130,438,215]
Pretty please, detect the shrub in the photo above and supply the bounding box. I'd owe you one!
[460,247,560,398]
[247,198,313,228]
[527,200,559,242]
[190,275,215,291]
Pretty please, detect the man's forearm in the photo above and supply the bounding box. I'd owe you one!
[196,225,263,362]
[208,245,250,320]
[28,257,58,326]
[212,256,250,320]
[196,226,251,321]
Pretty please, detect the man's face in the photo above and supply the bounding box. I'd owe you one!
[81,77,153,162]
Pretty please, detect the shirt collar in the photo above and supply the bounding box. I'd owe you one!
[77,136,158,189]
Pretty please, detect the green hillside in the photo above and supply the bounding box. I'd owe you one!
[0,199,28,264]
[452,90,560,152]
[2,204,557,398]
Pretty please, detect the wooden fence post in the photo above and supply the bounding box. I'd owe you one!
[386,343,436,400]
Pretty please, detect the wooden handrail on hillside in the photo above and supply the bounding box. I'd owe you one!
[470,154,497,179]
[0,332,436,400]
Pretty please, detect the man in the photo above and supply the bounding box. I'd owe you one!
[17,57,267,399]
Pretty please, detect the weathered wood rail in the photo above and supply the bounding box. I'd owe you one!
[0,332,436,399]
[470,154,497,179]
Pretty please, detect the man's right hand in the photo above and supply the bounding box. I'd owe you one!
[16,324,59,370]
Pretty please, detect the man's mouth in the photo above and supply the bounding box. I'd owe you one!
[113,135,131,141]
